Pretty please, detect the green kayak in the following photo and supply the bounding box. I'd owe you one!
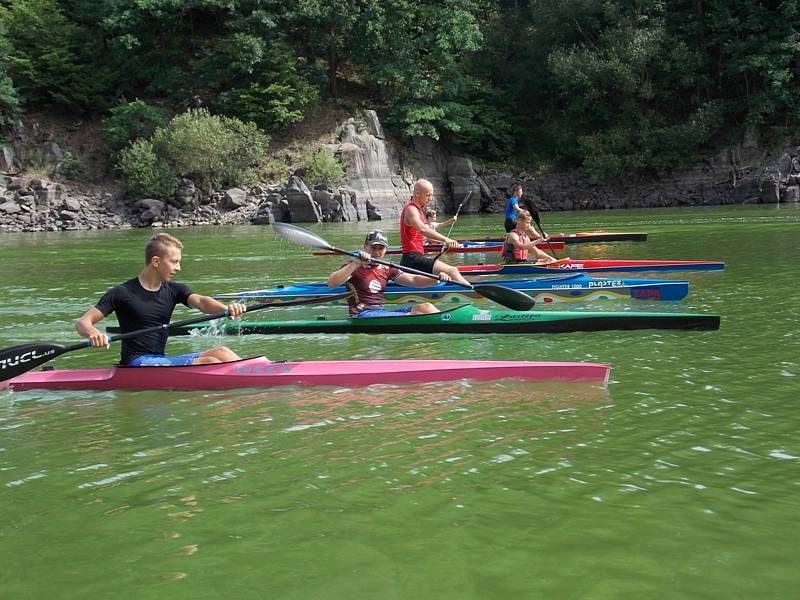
[147,304,720,335]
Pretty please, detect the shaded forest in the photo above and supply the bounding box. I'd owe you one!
[1,0,798,184]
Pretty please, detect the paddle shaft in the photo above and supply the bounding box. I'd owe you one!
[530,210,559,259]
[445,192,470,238]
[330,245,477,290]
[107,292,353,343]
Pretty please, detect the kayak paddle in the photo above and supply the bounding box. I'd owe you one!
[272,222,535,312]
[445,190,470,238]
[0,292,353,383]
[525,199,559,259]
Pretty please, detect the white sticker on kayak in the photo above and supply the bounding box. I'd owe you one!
[471,311,492,321]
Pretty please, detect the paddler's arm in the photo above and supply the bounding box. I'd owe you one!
[393,271,451,288]
[76,307,110,348]
[188,294,247,318]
[509,232,557,263]
[524,221,544,239]
[404,205,459,248]
[327,253,368,288]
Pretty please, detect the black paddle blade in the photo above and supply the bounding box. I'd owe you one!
[473,284,535,311]
[272,222,333,252]
[0,342,74,382]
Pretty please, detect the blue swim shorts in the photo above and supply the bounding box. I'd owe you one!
[127,352,201,367]
[355,305,415,318]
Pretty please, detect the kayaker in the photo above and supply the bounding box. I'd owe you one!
[75,233,248,366]
[423,207,457,231]
[328,229,451,317]
[501,210,561,264]
[400,179,471,286]
[503,183,525,232]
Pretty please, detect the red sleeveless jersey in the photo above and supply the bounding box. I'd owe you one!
[400,202,427,254]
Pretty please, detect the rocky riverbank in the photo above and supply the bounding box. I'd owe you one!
[1,111,799,234]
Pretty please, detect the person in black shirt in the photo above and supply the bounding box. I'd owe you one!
[75,233,246,366]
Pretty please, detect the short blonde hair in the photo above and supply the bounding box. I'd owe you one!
[145,233,183,264]
[517,209,532,222]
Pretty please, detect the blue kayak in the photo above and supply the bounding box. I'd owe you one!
[215,273,690,304]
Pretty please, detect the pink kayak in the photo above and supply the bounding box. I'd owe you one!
[4,356,611,391]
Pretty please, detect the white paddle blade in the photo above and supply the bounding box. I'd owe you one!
[272,222,333,251]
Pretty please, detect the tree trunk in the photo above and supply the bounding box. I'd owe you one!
[328,25,338,98]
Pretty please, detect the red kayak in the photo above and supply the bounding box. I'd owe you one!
[459,259,725,275]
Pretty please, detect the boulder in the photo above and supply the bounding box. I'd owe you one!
[0,200,21,214]
[760,175,780,203]
[64,197,82,212]
[776,153,793,181]
[284,176,321,222]
[223,187,247,209]
[782,185,800,203]
[36,187,62,207]
[364,109,385,139]
[136,198,165,224]
[1,146,20,173]
[171,178,196,208]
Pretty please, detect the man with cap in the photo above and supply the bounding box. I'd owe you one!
[327,229,450,317]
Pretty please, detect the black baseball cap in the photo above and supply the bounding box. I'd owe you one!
[365,230,389,247]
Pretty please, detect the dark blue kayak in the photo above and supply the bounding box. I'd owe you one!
[215,273,690,304]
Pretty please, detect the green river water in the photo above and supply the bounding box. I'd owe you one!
[0,205,798,599]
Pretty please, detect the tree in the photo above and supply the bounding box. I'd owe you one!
[0,20,20,131]
[0,0,107,111]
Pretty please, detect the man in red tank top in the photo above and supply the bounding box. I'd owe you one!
[400,179,471,286]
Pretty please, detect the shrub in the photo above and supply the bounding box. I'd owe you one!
[116,138,177,199]
[260,156,291,185]
[152,108,269,189]
[102,99,171,156]
[219,82,316,132]
[302,148,345,187]
[57,151,82,179]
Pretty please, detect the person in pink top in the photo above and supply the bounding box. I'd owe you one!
[328,229,450,317]
[399,179,471,286]
[501,210,560,264]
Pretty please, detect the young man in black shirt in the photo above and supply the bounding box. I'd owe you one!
[75,233,247,366]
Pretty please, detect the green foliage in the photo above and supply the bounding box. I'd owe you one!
[260,156,292,185]
[57,152,83,180]
[1,0,798,180]
[102,100,171,157]
[0,0,108,110]
[302,148,345,187]
[218,81,317,132]
[0,21,20,129]
[116,138,177,200]
[151,108,270,189]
